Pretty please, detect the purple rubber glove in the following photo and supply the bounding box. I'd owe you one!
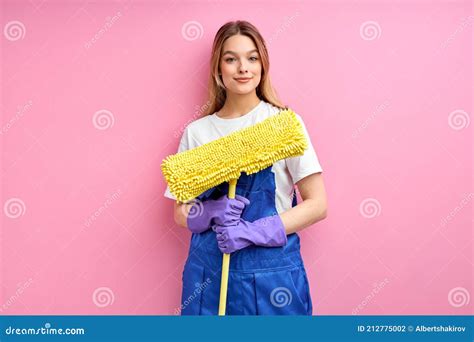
[186,194,250,234]
[214,214,288,254]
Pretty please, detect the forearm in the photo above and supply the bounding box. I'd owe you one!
[279,198,327,235]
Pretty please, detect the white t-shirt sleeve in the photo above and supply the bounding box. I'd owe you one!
[285,114,323,184]
[163,126,193,200]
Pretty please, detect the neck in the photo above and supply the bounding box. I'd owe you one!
[218,92,261,119]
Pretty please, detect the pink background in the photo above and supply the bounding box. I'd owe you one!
[1,0,472,315]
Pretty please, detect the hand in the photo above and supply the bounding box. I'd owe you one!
[214,214,288,254]
[186,194,250,234]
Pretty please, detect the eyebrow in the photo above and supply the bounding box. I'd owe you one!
[222,49,259,55]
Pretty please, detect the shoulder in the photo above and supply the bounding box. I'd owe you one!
[183,113,214,135]
[256,101,286,122]
[260,101,304,123]
[260,101,282,116]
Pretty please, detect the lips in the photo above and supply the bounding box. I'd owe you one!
[235,78,252,83]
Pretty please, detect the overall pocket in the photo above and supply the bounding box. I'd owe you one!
[254,266,311,315]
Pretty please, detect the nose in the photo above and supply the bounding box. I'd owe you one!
[238,60,249,74]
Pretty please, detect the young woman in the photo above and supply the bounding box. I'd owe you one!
[164,20,327,315]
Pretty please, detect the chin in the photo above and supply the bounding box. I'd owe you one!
[230,88,256,96]
[231,83,257,93]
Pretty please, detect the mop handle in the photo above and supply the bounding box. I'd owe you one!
[218,178,238,316]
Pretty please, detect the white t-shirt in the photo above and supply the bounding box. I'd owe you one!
[163,100,323,214]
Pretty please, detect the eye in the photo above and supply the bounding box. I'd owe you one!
[250,56,259,61]
[225,57,235,62]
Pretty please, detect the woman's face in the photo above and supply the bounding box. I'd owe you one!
[219,34,262,95]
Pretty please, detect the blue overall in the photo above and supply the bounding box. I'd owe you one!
[180,165,313,315]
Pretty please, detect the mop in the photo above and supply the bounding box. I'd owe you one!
[161,108,307,315]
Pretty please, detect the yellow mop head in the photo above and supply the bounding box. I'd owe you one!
[161,108,308,203]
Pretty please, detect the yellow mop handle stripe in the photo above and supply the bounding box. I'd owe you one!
[218,178,237,316]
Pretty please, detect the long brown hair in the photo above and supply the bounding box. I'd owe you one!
[203,20,287,116]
